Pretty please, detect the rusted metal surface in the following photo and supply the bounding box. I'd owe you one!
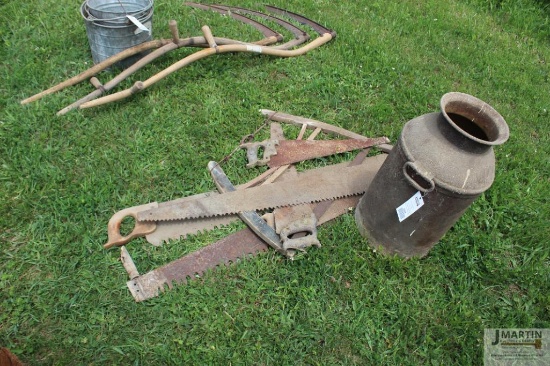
[0,347,24,366]
[145,215,240,246]
[264,5,337,38]
[312,147,370,219]
[128,228,269,301]
[125,154,387,302]
[185,3,283,42]
[136,158,383,223]
[211,4,310,49]
[355,92,509,258]
[208,161,287,256]
[266,137,389,168]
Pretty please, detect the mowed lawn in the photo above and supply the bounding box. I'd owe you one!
[0,0,549,364]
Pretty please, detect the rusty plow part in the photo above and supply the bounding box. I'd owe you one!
[77,5,336,110]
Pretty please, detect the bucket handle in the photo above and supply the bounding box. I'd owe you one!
[403,161,435,193]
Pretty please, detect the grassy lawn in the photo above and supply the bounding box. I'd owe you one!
[1,0,549,364]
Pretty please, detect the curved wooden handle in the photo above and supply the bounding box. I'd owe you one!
[80,33,334,109]
[104,202,158,249]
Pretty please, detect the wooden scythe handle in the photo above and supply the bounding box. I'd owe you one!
[79,33,334,109]
[20,40,167,105]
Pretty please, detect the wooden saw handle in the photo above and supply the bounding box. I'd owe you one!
[104,202,158,249]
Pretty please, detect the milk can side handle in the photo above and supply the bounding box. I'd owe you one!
[403,161,435,193]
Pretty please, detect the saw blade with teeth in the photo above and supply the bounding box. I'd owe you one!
[137,154,385,223]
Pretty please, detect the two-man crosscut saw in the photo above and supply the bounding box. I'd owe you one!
[103,122,389,249]
[105,155,386,249]
[108,111,393,301]
[123,152,387,301]
[136,155,386,223]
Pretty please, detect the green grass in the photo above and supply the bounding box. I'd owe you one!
[1,0,549,364]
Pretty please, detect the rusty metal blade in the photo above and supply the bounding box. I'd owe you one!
[145,214,240,246]
[267,137,389,168]
[128,228,269,301]
[127,154,386,302]
[184,2,282,41]
[137,155,385,222]
[212,5,310,49]
[215,5,307,39]
[264,5,337,38]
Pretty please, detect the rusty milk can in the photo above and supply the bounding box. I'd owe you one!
[355,92,509,258]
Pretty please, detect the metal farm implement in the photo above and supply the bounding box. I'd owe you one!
[20,3,337,115]
[105,111,391,302]
[20,3,394,301]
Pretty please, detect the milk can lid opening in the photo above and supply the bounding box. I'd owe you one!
[440,92,509,146]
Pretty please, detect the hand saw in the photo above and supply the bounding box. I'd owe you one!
[123,150,383,301]
[105,159,357,248]
[240,137,389,168]
[125,196,362,301]
[104,122,378,248]
[137,154,386,223]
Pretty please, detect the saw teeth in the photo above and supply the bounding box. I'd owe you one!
[135,156,385,223]
[128,228,270,301]
[139,193,362,222]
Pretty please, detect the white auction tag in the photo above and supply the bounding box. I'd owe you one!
[127,15,151,34]
[246,45,263,53]
[396,191,424,222]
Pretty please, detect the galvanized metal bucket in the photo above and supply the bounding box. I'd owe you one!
[80,0,154,68]
[355,92,509,258]
[86,0,152,20]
